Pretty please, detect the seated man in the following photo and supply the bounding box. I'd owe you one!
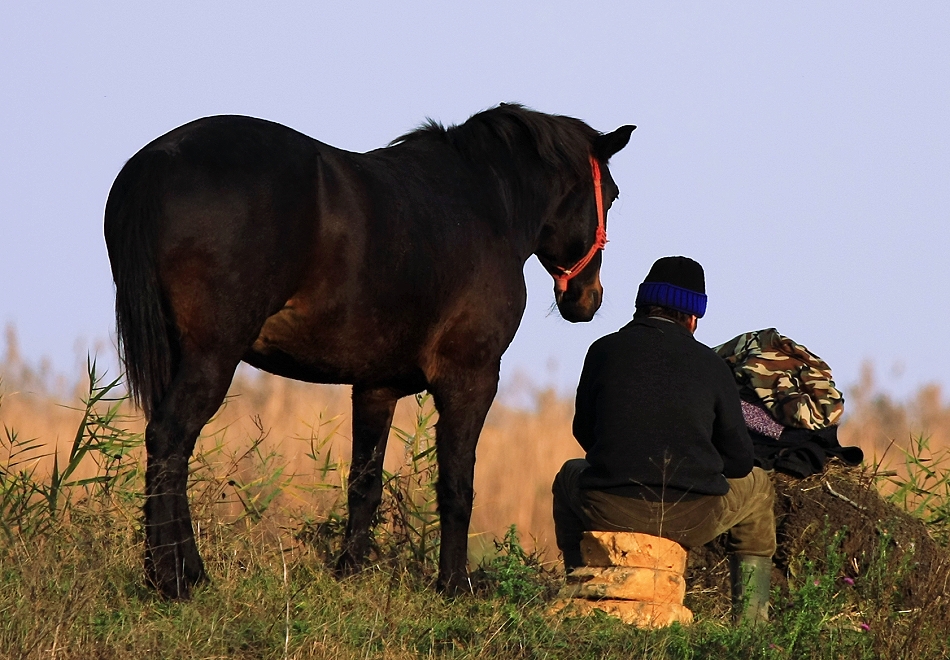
[552,256,775,623]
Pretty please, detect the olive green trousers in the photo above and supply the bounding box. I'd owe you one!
[552,459,776,570]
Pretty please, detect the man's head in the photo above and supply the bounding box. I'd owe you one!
[633,256,707,333]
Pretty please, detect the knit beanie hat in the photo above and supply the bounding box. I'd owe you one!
[635,256,707,318]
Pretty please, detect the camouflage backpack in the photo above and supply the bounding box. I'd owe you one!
[713,329,844,430]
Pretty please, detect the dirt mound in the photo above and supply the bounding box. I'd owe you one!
[686,463,950,615]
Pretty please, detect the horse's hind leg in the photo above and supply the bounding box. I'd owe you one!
[336,385,399,573]
[144,350,239,599]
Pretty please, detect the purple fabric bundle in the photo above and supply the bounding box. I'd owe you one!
[740,400,784,440]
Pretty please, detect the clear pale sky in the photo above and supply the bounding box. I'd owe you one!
[2,2,948,403]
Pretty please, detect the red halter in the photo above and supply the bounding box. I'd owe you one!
[549,155,607,293]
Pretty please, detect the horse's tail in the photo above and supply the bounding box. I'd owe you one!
[104,150,176,421]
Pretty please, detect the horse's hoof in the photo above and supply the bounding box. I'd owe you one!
[145,555,208,600]
[147,573,192,600]
[146,571,208,600]
[436,574,472,598]
[333,552,365,578]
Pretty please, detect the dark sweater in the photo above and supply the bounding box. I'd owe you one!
[574,317,754,500]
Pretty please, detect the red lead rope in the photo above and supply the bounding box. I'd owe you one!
[551,155,607,293]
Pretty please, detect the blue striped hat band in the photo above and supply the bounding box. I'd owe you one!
[636,281,707,318]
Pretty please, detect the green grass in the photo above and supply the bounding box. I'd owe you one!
[0,520,926,659]
[0,367,947,659]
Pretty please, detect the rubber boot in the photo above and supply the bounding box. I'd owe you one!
[729,554,771,624]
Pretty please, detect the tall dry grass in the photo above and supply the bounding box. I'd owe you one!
[2,325,948,558]
[839,362,950,456]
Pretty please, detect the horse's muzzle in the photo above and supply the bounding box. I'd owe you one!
[555,273,603,323]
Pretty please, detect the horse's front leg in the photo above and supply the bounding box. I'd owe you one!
[337,385,399,572]
[430,370,499,594]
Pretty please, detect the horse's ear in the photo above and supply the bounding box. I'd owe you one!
[593,125,636,161]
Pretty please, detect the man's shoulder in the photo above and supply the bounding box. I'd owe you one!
[585,332,620,360]
[693,337,724,358]
[586,320,730,371]
[692,338,737,377]
[588,321,643,352]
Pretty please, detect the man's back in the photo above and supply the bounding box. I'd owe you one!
[573,316,753,499]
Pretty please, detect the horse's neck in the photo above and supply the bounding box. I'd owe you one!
[492,161,567,264]
[359,142,564,266]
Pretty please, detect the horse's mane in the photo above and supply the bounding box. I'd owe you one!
[392,103,598,178]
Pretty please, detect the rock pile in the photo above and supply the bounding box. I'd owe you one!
[550,531,693,628]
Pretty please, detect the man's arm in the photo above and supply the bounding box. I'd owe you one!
[710,361,755,478]
[572,344,602,452]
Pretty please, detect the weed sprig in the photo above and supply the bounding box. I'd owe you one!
[876,434,950,543]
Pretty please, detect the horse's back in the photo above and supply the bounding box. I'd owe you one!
[141,115,321,165]
[107,115,327,244]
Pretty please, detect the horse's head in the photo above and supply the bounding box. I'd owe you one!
[536,124,635,323]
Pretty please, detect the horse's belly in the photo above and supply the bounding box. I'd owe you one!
[245,305,422,386]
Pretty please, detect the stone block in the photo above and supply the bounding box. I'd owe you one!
[580,531,687,573]
[559,566,686,604]
[548,598,693,628]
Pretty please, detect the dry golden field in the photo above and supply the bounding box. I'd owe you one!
[1,325,948,559]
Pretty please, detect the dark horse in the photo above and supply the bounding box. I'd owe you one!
[104,103,634,598]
